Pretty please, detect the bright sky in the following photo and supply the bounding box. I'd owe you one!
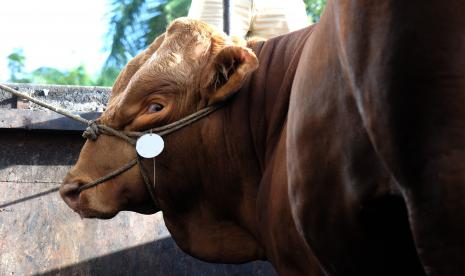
[0,0,110,82]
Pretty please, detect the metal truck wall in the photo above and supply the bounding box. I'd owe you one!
[0,84,276,276]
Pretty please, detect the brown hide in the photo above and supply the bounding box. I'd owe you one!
[288,1,464,275]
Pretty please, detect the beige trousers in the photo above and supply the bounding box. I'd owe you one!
[188,0,310,39]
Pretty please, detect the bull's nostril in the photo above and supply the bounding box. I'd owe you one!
[60,182,81,203]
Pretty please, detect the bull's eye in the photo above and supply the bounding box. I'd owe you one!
[147,103,164,113]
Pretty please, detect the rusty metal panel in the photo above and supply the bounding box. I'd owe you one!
[0,180,167,275]
[0,130,83,182]
[0,129,276,275]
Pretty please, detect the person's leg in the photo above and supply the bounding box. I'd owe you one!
[188,0,252,38]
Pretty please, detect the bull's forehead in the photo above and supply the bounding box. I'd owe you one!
[102,18,230,126]
[154,22,215,63]
[157,18,233,61]
[127,19,227,93]
[138,39,210,92]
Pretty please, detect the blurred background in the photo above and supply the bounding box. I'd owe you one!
[0,0,326,87]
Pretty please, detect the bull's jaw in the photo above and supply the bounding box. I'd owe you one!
[60,182,119,219]
[60,179,159,219]
[162,211,266,263]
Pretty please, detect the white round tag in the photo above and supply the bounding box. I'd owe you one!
[136,133,164,158]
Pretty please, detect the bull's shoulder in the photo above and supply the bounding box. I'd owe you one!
[253,24,316,67]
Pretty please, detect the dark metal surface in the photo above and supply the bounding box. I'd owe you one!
[0,109,100,131]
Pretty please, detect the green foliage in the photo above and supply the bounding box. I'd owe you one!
[105,0,147,68]
[105,0,190,69]
[305,0,327,23]
[144,0,190,48]
[7,48,29,83]
[95,66,121,87]
[31,65,94,86]
[5,48,117,86]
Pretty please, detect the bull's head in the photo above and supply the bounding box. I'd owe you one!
[60,18,262,262]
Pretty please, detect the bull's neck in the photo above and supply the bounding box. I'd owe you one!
[239,27,314,169]
[161,27,316,263]
[221,27,315,237]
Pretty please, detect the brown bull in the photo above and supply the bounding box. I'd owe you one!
[61,1,465,275]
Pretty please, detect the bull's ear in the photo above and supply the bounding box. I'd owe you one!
[204,46,258,105]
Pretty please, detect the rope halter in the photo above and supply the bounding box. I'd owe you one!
[76,105,222,204]
[82,121,100,141]
[0,83,223,205]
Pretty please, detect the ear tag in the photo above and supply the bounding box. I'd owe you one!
[136,133,164,158]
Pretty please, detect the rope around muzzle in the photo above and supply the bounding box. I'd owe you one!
[0,83,223,204]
